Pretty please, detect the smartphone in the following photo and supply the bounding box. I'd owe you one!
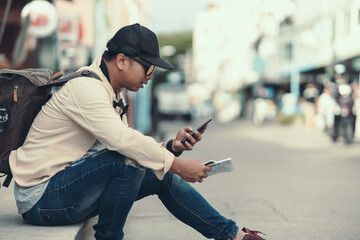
[181,118,212,144]
[204,160,216,166]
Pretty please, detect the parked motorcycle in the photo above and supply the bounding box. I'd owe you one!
[332,83,356,144]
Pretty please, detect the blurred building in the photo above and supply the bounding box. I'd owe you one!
[0,0,150,69]
[192,0,360,122]
[192,0,292,121]
[258,0,360,137]
[0,0,153,133]
[56,0,151,73]
[192,1,260,92]
[260,0,360,95]
[0,0,33,69]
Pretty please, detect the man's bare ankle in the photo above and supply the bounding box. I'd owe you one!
[232,229,245,240]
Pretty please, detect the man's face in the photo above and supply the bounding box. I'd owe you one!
[115,55,154,91]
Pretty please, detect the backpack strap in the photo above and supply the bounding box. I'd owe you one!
[2,174,12,188]
[41,70,101,88]
[47,70,64,83]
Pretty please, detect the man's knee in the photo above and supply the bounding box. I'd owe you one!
[124,160,146,184]
[125,158,145,170]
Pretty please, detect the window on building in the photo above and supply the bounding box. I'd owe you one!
[285,43,293,61]
[280,17,293,28]
[280,43,292,61]
[343,11,351,36]
[332,17,336,42]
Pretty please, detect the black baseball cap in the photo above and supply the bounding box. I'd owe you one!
[106,23,174,70]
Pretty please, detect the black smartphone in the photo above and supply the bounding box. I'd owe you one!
[181,118,212,144]
[204,160,216,166]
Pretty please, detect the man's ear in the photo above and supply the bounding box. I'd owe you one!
[115,53,127,70]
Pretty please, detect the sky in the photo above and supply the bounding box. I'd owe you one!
[148,0,211,34]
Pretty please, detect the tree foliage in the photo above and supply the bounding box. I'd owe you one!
[152,32,193,89]
[158,31,193,55]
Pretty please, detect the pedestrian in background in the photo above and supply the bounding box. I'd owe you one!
[317,84,336,133]
[9,23,265,240]
[301,83,319,129]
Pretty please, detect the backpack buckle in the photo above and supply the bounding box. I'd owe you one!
[81,70,92,76]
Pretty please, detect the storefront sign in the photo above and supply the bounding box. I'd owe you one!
[58,13,80,42]
[21,0,58,38]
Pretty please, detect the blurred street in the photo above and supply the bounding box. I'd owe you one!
[2,1,360,240]
[124,119,360,240]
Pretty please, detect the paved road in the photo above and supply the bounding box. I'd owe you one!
[123,119,360,240]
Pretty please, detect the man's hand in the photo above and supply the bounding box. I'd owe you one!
[172,125,208,152]
[170,157,211,183]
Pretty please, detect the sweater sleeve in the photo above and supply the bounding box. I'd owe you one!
[62,78,174,179]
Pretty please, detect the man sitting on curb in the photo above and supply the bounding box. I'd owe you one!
[9,23,266,240]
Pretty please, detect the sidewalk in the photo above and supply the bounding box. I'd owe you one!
[2,120,359,240]
[0,181,87,240]
[123,119,360,239]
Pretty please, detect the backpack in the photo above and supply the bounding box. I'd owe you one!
[0,68,100,188]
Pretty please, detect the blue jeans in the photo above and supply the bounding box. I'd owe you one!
[22,150,238,240]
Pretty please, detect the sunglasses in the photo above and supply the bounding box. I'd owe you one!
[130,57,156,76]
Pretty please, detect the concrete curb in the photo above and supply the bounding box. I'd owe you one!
[0,181,85,240]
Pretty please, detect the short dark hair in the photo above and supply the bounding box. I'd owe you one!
[102,50,135,67]
[102,49,117,61]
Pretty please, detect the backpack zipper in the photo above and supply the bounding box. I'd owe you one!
[13,85,18,103]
